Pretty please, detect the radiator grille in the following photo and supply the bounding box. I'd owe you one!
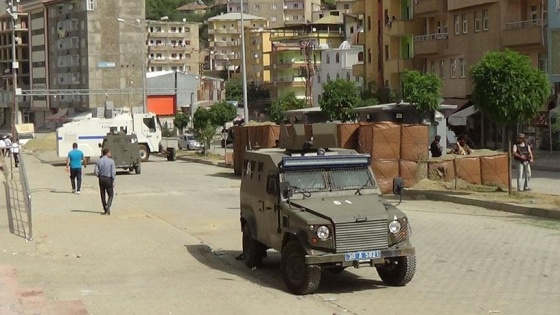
[334,219,388,253]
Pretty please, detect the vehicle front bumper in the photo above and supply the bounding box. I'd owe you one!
[305,247,415,267]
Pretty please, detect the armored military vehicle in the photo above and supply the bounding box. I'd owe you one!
[239,123,415,295]
[101,130,141,174]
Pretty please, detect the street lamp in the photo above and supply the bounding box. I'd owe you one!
[240,0,249,123]
[117,17,147,113]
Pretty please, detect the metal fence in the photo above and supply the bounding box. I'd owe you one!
[2,145,33,241]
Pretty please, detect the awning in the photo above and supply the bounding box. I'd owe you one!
[45,108,68,122]
[448,105,476,126]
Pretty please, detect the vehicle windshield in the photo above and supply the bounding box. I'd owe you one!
[281,167,376,193]
[186,135,194,141]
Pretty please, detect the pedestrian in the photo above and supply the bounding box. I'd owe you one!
[452,135,473,155]
[0,136,6,157]
[11,139,19,167]
[512,133,533,192]
[430,135,443,158]
[94,148,116,215]
[4,136,12,157]
[66,142,87,194]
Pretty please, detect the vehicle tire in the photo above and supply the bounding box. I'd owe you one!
[281,241,321,295]
[242,224,265,268]
[327,266,346,274]
[134,164,141,175]
[376,255,416,286]
[138,144,149,162]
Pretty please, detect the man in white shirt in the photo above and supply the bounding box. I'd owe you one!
[0,137,6,157]
[4,136,12,157]
[11,139,19,167]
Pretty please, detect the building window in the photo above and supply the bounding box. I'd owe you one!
[318,75,321,83]
[326,53,330,64]
[367,49,372,63]
[367,16,371,30]
[327,74,331,82]
[86,0,95,11]
[344,4,350,10]
[336,73,340,80]
[462,13,468,34]
[271,15,277,22]
[335,53,340,63]
[454,15,460,35]
[482,10,489,31]
[271,3,277,10]
[346,72,351,81]
[459,58,465,78]
[439,60,445,78]
[358,51,364,62]
[384,45,389,61]
[254,4,260,10]
[431,61,436,73]
[474,11,480,32]
[450,59,457,78]
[530,5,538,20]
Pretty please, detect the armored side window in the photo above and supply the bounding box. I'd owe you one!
[250,161,256,179]
[257,162,264,172]
[266,173,278,195]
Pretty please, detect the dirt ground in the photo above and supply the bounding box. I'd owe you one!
[413,178,560,209]
[23,132,56,152]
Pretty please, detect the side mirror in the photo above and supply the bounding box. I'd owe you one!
[392,177,404,196]
[279,181,293,199]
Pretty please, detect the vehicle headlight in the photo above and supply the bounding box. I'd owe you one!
[316,225,330,240]
[388,220,402,234]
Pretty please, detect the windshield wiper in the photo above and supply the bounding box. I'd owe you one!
[291,186,312,198]
[355,178,373,195]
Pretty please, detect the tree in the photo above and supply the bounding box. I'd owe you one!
[209,101,237,128]
[192,107,215,154]
[319,79,362,122]
[471,49,550,127]
[268,92,307,124]
[402,70,443,115]
[173,112,190,133]
[225,79,242,103]
[471,49,550,194]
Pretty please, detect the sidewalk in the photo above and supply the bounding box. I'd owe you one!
[531,150,560,172]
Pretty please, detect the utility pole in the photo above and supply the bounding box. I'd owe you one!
[8,0,20,136]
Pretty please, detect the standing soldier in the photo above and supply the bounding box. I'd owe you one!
[94,148,116,215]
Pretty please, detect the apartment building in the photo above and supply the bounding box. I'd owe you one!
[0,1,30,128]
[226,0,322,28]
[351,0,548,101]
[549,0,560,91]
[45,0,145,111]
[312,44,364,107]
[207,12,267,72]
[230,27,272,84]
[267,16,345,103]
[147,20,200,75]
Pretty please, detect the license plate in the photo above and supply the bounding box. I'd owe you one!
[344,250,381,261]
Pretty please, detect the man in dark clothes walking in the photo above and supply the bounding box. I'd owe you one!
[94,148,116,215]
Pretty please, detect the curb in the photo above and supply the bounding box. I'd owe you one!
[405,190,560,220]
[176,155,234,169]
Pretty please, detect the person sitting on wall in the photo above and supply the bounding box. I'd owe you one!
[452,135,473,155]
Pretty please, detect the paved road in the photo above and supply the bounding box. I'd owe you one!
[1,153,560,314]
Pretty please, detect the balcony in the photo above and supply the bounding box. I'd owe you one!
[414,33,448,56]
[384,58,414,75]
[502,19,546,48]
[414,0,446,16]
[448,0,497,11]
[386,19,421,37]
[352,63,364,77]
[271,28,344,41]
[148,44,168,50]
[212,40,232,47]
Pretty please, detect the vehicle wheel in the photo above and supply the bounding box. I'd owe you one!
[242,224,265,268]
[327,266,346,274]
[376,255,416,286]
[281,241,321,295]
[138,144,149,162]
[134,164,141,175]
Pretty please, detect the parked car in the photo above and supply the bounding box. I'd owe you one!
[178,134,202,150]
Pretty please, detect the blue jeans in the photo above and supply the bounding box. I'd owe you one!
[516,161,531,191]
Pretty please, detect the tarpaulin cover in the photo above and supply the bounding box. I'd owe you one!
[372,159,399,194]
[400,124,429,161]
[400,160,427,187]
[337,123,360,149]
[480,154,508,189]
[454,156,482,185]
[358,122,401,160]
[428,160,456,181]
